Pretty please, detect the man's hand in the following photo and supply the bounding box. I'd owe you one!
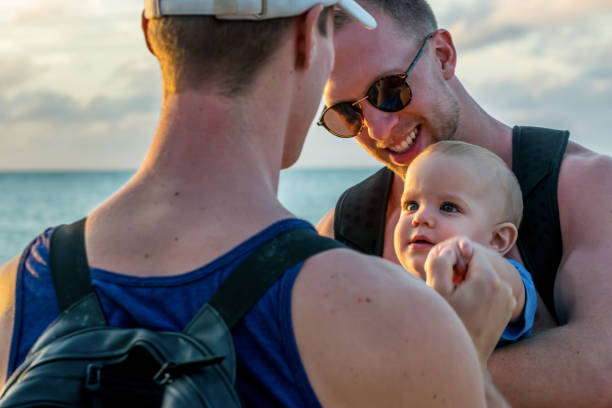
[425,237,516,365]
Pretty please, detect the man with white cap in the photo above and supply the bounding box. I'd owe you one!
[0,1,511,406]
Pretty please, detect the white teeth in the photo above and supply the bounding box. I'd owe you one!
[389,129,417,153]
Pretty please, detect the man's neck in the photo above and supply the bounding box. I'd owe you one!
[84,87,296,275]
[139,91,282,192]
[451,78,514,167]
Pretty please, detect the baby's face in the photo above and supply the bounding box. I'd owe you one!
[394,153,502,279]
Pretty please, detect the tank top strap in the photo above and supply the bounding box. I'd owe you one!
[512,125,569,322]
[334,167,394,256]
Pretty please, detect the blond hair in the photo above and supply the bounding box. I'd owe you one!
[416,141,523,227]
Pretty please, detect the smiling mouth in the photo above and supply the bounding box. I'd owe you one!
[388,127,418,153]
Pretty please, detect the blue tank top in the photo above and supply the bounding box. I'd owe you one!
[8,218,321,408]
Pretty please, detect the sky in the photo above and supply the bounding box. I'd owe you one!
[1,0,611,170]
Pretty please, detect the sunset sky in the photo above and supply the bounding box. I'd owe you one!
[1,0,611,170]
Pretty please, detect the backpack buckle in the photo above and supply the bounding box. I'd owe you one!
[153,362,175,385]
[85,364,102,391]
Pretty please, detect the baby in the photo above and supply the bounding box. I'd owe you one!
[394,140,537,344]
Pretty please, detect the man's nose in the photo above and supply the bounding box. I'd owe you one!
[361,102,398,142]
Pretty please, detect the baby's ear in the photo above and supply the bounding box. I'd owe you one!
[489,222,518,256]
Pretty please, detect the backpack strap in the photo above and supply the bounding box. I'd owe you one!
[333,167,394,256]
[49,218,97,313]
[51,220,344,332]
[205,227,344,330]
[31,218,106,351]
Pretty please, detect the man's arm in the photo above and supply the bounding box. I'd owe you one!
[293,248,511,407]
[316,208,335,238]
[488,147,612,407]
[0,255,20,388]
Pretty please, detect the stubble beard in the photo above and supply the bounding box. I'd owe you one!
[389,93,461,179]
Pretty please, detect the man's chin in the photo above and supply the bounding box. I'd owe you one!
[376,157,407,180]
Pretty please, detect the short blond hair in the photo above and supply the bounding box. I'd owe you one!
[415,141,523,227]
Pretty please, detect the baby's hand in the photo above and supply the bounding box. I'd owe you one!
[450,237,473,285]
[425,236,474,287]
[425,237,515,365]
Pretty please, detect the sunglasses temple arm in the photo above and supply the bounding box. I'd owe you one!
[405,33,434,77]
[352,96,369,107]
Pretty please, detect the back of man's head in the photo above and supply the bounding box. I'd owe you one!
[144,0,376,96]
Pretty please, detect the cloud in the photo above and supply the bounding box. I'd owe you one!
[0,54,43,91]
[0,107,157,170]
[1,0,611,170]
[464,55,612,155]
[0,83,159,125]
[0,58,161,170]
[435,0,612,49]
[10,0,137,26]
[10,0,70,24]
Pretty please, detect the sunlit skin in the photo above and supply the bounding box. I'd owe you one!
[394,151,524,322]
[394,154,505,278]
[325,12,460,178]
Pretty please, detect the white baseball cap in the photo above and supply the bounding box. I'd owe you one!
[144,0,377,29]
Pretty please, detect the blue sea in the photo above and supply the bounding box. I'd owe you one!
[0,168,378,265]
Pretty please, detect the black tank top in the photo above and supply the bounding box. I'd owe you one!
[334,126,569,322]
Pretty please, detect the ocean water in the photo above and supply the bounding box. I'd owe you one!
[0,168,378,265]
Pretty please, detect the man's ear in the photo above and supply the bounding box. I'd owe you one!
[431,29,457,80]
[141,11,155,56]
[489,222,518,256]
[295,4,325,69]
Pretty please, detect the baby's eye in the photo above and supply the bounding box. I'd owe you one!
[403,201,419,212]
[440,202,459,213]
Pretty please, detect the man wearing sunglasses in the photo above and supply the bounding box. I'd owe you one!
[318,1,612,406]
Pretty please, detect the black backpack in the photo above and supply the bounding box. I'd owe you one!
[0,219,342,407]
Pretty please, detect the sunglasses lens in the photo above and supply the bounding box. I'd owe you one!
[322,103,363,137]
[368,75,412,112]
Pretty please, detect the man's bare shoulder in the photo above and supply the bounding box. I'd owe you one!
[0,255,21,387]
[315,208,335,238]
[292,248,486,407]
[559,142,612,242]
[562,141,612,175]
[555,141,612,324]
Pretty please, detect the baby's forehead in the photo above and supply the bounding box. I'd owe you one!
[410,150,503,178]
[405,154,504,200]
[407,153,476,180]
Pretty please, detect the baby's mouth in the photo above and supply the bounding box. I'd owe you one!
[409,235,435,247]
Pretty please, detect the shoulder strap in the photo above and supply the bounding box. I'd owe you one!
[51,219,343,332]
[512,126,569,197]
[49,218,96,313]
[206,227,344,329]
[512,125,569,323]
[333,167,394,256]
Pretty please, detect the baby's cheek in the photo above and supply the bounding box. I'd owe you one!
[407,256,427,281]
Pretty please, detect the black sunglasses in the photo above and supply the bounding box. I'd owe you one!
[318,33,434,138]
